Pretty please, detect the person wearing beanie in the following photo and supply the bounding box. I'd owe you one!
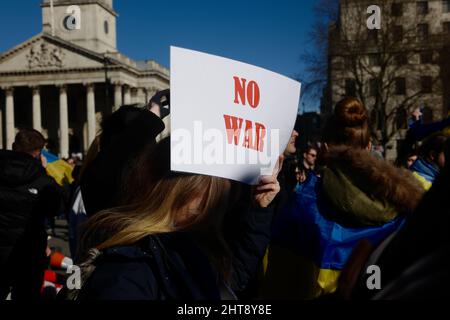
[261,97,425,300]
[80,103,165,217]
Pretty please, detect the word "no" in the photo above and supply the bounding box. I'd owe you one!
[233,76,260,109]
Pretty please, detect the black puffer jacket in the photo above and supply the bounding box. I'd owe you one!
[77,233,222,300]
[73,205,274,300]
[0,150,62,274]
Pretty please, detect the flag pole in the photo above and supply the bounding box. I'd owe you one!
[50,0,55,36]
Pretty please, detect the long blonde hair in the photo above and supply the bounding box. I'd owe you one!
[79,137,232,275]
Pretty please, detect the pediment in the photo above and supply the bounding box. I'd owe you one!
[0,34,105,73]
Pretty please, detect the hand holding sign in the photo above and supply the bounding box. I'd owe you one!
[253,155,284,208]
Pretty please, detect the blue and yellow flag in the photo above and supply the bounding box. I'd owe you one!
[269,174,404,296]
[42,150,74,186]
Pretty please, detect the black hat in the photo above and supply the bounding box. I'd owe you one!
[81,105,165,216]
[100,105,165,151]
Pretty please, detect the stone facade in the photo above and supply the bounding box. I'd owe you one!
[325,0,450,160]
[0,0,169,157]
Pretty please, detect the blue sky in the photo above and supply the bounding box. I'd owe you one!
[0,0,320,112]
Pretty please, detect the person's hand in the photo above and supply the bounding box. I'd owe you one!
[253,156,284,208]
[149,102,161,118]
[412,108,423,121]
[299,171,307,183]
[41,154,48,168]
[46,245,52,257]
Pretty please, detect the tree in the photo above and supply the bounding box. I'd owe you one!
[299,0,339,102]
[304,0,445,157]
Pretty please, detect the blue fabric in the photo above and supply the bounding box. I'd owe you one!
[271,174,405,270]
[41,149,59,164]
[408,117,450,141]
[293,182,305,194]
[410,157,439,183]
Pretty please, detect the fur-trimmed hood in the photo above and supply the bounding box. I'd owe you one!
[321,146,425,226]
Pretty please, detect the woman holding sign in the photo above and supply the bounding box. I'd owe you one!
[66,137,282,300]
[264,97,425,300]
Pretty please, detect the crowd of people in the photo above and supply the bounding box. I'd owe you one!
[1,91,449,301]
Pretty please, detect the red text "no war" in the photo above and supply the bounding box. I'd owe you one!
[223,76,266,152]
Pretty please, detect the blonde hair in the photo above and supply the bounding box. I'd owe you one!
[79,138,232,275]
[82,174,230,250]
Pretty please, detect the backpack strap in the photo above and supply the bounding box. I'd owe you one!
[65,248,103,300]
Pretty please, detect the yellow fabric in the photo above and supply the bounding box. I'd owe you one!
[261,245,335,300]
[262,247,269,275]
[442,126,450,137]
[46,160,74,186]
[412,172,432,191]
[317,269,341,295]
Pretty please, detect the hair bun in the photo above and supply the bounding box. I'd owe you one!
[335,97,368,127]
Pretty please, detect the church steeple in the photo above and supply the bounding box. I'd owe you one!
[41,0,117,53]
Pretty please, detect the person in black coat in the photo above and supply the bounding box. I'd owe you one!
[0,129,62,300]
[68,137,282,300]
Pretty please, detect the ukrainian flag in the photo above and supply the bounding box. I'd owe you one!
[42,150,74,186]
[266,174,404,298]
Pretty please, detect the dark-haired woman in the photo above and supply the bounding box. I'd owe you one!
[262,97,424,299]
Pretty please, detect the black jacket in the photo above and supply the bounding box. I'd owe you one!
[0,150,62,270]
[76,205,274,300]
[274,156,298,218]
[78,233,221,300]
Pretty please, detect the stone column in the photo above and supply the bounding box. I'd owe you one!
[136,87,146,105]
[32,86,42,132]
[5,87,15,150]
[131,88,138,104]
[86,83,96,147]
[123,86,131,105]
[114,82,122,112]
[147,86,158,104]
[59,85,69,158]
[144,88,150,106]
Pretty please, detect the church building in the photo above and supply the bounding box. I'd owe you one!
[0,0,170,157]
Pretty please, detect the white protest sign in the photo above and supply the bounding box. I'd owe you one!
[170,46,301,185]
